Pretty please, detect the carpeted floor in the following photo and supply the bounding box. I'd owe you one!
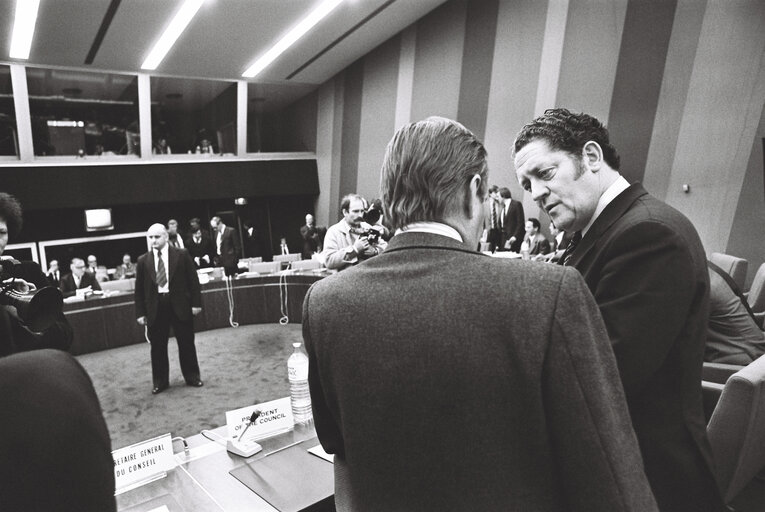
[76,323,304,450]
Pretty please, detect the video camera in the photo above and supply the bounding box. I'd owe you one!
[0,258,64,332]
[357,205,383,244]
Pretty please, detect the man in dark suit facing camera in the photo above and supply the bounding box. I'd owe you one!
[210,216,240,276]
[304,117,656,511]
[135,223,203,395]
[515,108,724,512]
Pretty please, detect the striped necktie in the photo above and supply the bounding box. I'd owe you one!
[560,231,582,266]
[156,250,167,287]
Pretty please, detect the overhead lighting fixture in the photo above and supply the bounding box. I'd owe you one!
[9,0,41,60]
[242,0,344,78]
[141,0,205,70]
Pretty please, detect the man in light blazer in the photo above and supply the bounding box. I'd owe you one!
[304,116,657,511]
[135,223,203,395]
[515,108,724,512]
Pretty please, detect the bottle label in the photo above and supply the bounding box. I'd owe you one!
[288,362,308,381]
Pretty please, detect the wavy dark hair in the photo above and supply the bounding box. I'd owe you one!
[381,117,488,231]
[514,108,620,171]
[0,192,23,239]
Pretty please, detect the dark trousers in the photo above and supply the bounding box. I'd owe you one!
[486,228,503,253]
[148,294,200,386]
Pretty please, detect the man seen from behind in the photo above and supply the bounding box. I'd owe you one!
[303,116,656,511]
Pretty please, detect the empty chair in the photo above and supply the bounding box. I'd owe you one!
[247,261,281,274]
[273,253,301,263]
[290,259,322,271]
[710,252,749,292]
[706,353,765,504]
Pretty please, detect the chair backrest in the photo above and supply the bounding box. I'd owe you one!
[99,278,135,292]
[707,353,765,501]
[709,252,748,292]
[747,263,765,313]
[248,261,281,274]
[273,253,301,263]
[290,259,322,271]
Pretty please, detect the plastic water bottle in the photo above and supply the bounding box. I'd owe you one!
[288,342,313,425]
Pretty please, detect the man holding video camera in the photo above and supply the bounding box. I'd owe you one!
[321,194,387,270]
[0,192,72,356]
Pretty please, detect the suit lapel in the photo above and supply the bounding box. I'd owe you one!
[568,183,648,267]
[168,247,179,283]
[148,250,157,284]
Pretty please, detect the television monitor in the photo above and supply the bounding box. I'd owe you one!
[84,208,114,232]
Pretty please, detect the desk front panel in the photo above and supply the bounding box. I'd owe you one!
[65,273,326,355]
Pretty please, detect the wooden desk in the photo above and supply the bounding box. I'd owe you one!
[64,271,329,355]
[117,423,334,511]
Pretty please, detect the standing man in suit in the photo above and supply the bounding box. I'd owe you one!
[167,219,185,249]
[186,225,214,268]
[46,259,61,288]
[514,108,724,512]
[480,184,503,252]
[499,187,525,252]
[299,214,321,260]
[304,116,656,511]
[60,257,101,298]
[135,223,203,395]
[210,216,240,276]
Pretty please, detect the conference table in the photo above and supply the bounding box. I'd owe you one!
[63,270,332,355]
[116,423,335,512]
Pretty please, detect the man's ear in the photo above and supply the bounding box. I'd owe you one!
[582,140,604,172]
[470,174,483,198]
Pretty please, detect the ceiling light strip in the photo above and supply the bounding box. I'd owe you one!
[9,0,41,60]
[141,0,205,70]
[286,0,398,80]
[242,0,344,79]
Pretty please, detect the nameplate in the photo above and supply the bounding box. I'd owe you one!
[112,433,175,495]
[226,397,294,441]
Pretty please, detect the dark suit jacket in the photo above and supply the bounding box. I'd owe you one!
[185,233,215,267]
[214,226,240,269]
[501,199,525,252]
[134,246,201,326]
[567,183,723,511]
[524,233,551,255]
[60,271,101,298]
[303,232,656,512]
[0,350,115,511]
[300,224,320,259]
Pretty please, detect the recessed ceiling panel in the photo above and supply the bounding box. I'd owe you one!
[30,0,112,67]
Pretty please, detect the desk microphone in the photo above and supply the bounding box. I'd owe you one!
[226,410,263,457]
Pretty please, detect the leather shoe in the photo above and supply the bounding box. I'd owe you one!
[186,379,203,387]
[152,384,168,395]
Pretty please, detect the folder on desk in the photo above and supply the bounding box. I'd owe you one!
[229,441,333,512]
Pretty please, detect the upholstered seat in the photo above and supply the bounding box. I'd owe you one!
[710,252,749,292]
[706,354,765,504]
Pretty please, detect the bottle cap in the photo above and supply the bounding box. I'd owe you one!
[293,342,301,348]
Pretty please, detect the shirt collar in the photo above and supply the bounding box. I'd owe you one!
[395,222,463,242]
[582,175,630,237]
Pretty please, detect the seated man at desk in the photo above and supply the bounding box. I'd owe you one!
[60,257,101,298]
[114,253,136,280]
